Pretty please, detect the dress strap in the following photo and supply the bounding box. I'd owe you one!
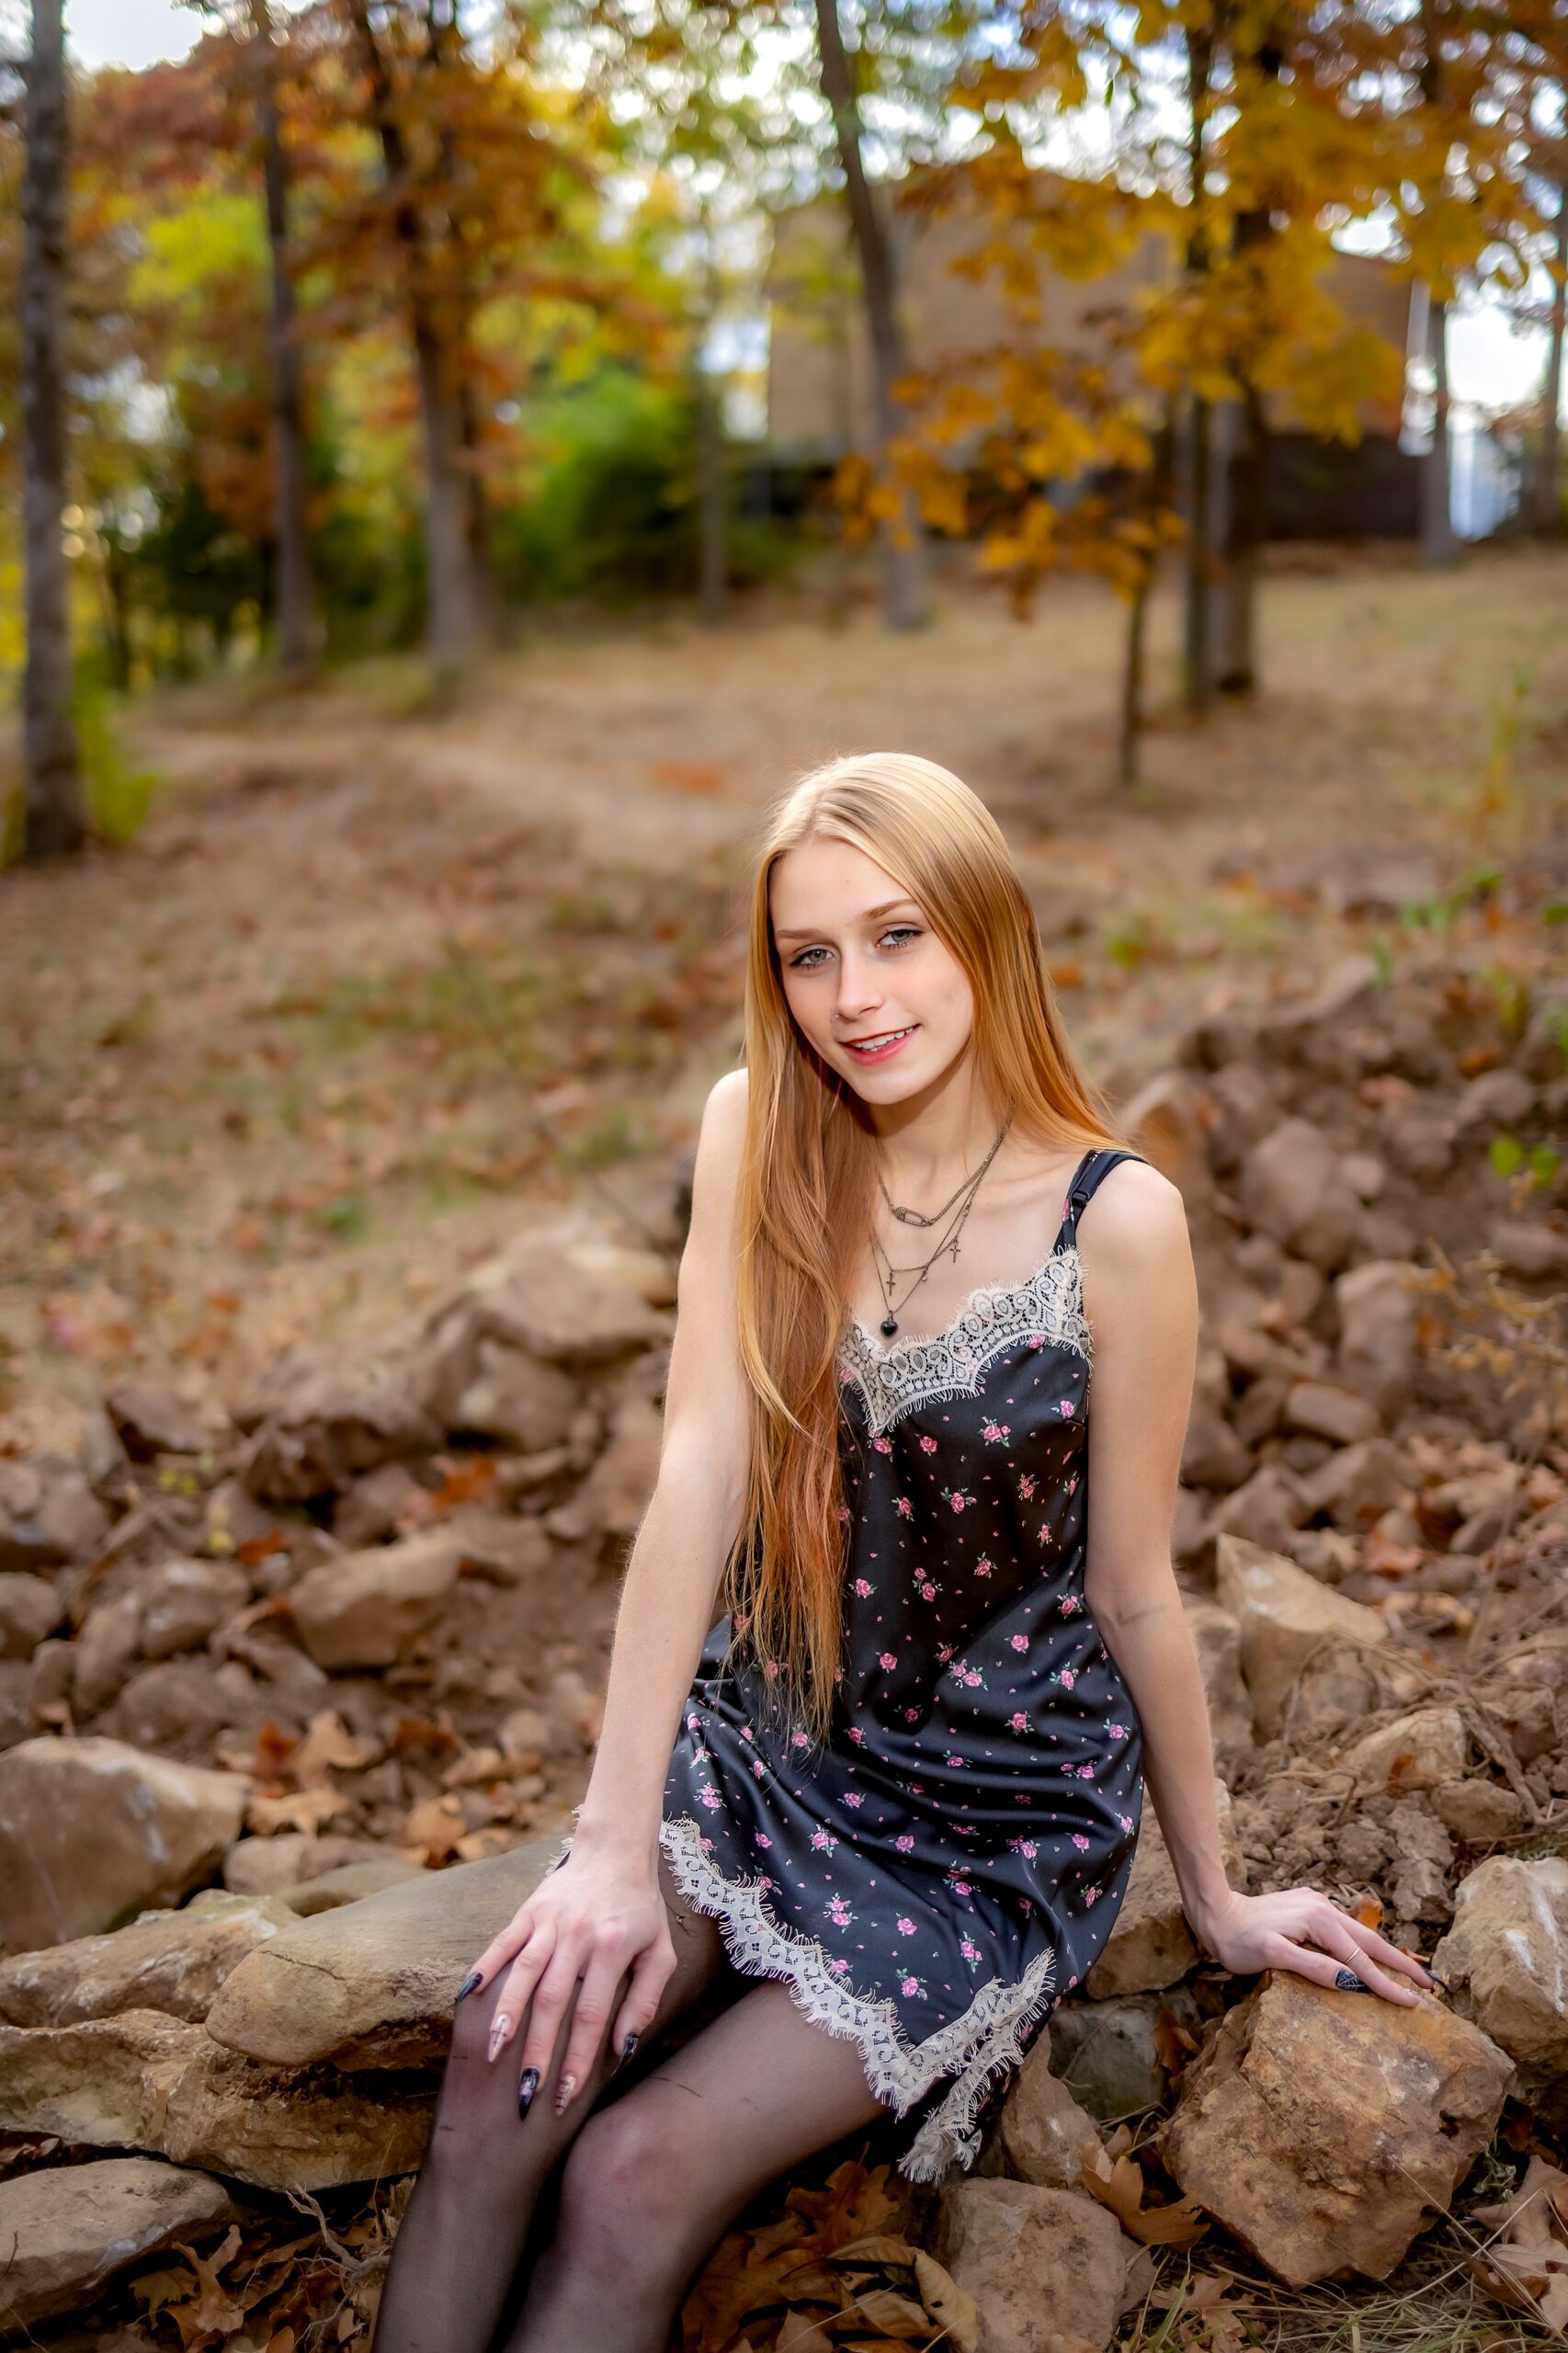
[1059,1146,1146,1246]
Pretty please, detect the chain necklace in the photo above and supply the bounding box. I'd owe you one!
[869,1113,1012,1337]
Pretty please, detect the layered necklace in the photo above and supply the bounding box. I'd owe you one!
[869,1111,1013,1337]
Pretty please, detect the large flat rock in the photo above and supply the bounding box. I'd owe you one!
[0,2156,235,2331]
[0,1738,248,1955]
[205,1831,563,2068]
[0,1892,294,2028]
[0,2009,431,2191]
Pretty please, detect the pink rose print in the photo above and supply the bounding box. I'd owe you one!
[1077,1763,1096,1779]
[1085,1885,1101,1905]
[919,1434,937,1453]
[698,1788,722,1810]
[1009,1711,1028,1730]
[895,1834,915,1853]
[949,1493,968,1513]
[960,1938,982,1963]
[1066,1474,1080,1495]
[901,1975,921,1997]
[1011,1838,1039,1860]
[791,1732,809,1748]
[974,1557,993,1578]
[1108,1723,1129,1741]
[879,1651,898,1671]
[949,1878,971,1896]
[1119,1813,1134,1832]
[937,1644,954,1662]
[1058,1399,1075,1418]
[920,1581,937,1600]
[811,1827,838,1852]
[1017,1472,1037,1501]
[853,1578,872,1598]
[897,1915,916,1935]
[904,1707,920,1722]
[895,1496,913,1518]
[756,1833,772,1847]
[827,1895,853,1927]
[752,1759,767,1779]
[832,1957,850,1972]
[1060,1668,1075,1690]
[847,1725,865,1745]
[983,1422,1012,1446]
[947,1754,965,1768]
[835,1505,851,1524]
[872,1436,892,1455]
[1059,1593,1082,1616]
[1009,1633,1028,1652]
[1072,1834,1091,1851]
[844,1790,863,1807]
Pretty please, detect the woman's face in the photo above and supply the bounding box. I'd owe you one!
[769,837,976,1108]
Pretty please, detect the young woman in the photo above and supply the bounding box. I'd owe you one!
[371,753,1436,2353]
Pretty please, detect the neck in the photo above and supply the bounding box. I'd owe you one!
[869,1055,1005,1200]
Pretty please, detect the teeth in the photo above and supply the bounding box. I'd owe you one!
[848,1028,911,1051]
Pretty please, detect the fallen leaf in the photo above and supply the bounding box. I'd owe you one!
[1082,2148,1208,2246]
[399,1793,466,1861]
[291,1709,375,1783]
[246,1784,347,1837]
[1351,1893,1384,1931]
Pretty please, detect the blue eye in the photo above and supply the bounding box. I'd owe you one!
[880,927,920,950]
[789,946,831,970]
[787,926,921,972]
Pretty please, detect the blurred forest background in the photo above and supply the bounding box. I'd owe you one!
[2,5,1568,2352]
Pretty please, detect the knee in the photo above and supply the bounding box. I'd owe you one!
[553,2100,687,2267]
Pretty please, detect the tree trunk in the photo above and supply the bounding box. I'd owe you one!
[20,0,85,862]
[1422,290,1459,564]
[1118,402,1176,788]
[344,0,479,667]
[1183,394,1214,712]
[812,0,926,631]
[248,0,317,671]
[1535,181,1566,535]
[1215,382,1268,692]
[697,231,726,625]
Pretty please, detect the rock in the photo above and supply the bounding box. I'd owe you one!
[280,1857,426,1915]
[1202,1463,1310,1557]
[104,1659,238,1756]
[1341,1706,1466,1797]
[1048,1989,1200,2125]
[553,1396,665,1544]
[73,1588,144,1716]
[0,2009,431,2190]
[1292,1438,1410,1529]
[333,1461,425,1549]
[1335,1261,1421,1420]
[0,1455,111,1574]
[1490,1222,1568,1281]
[1237,1120,1360,1272]
[934,2178,1126,2353]
[223,1832,395,1897]
[0,1661,31,1750]
[235,1345,443,1502]
[1431,1778,1525,1845]
[450,1339,580,1451]
[996,2045,1102,2189]
[138,1558,249,1659]
[1282,1382,1382,1445]
[1163,1973,1512,2287]
[290,1531,465,1670]
[1182,1597,1254,1765]
[0,2156,236,2331]
[1118,1070,1216,1210]
[0,1572,62,1658]
[1214,1535,1387,1738]
[0,1893,294,2027]
[0,1738,247,1954]
[1085,1790,1243,2000]
[465,1235,670,1370]
[1181,1396,1254,1493]
[441,1507,551,1586]
[103,1377,229,1462]
[1385,1796,1454,1927]
[1432,1858,1568,2117]
[207,1832,562,2069]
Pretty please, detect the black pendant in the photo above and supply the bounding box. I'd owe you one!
[881,1316,899,1336]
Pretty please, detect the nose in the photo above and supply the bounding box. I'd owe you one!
[834,944,883,1027]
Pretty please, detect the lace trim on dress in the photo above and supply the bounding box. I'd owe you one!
[656,1813,1058,2185]
[838,1245,1092,1438]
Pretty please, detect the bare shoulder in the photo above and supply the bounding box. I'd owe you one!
[683,1066,750,1243]
[1075,1154,1193,1287]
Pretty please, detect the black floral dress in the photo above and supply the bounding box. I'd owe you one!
[552,1146,1147,2182]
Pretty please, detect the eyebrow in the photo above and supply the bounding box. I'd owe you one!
[773,896,921,943]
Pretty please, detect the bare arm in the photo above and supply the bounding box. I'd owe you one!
[1078,1161,1432,2006]
[467,1065,755,2092]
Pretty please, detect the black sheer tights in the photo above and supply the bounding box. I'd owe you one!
[369,1857,889,2353]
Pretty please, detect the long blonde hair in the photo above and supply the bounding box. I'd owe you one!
[722,753,1131,1745]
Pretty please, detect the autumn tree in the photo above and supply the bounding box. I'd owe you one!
[17,0,85,858]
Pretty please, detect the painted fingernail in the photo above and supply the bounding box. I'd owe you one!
[1425,1966,1449,1991]
[553,2073,575,2115]
[619,2029,639,2063]
[455,1970,483,2006]
[517,2066,540,2119]
[488,2016,510,2063]
[1335,1968,1369,1993]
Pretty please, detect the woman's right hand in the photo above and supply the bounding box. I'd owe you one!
[461,1841,677,2115]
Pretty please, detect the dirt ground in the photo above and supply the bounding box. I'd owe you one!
[2,543,1564,1451]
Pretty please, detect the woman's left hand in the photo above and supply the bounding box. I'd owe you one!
[1191,1886,1438,2006]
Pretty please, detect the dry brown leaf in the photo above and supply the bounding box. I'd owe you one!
[1081,2147,1208,2247]
[1470,2154,1568,2327]
[291,1709,375,1783]
[1351,1893,1383,1930]
[911,2247,979,2353]
[784,2159,905,2256]
[399,1793,466,1861]
[441,1745,507,1789]
[165,2228,252,2349]
[246,1784,347,1837]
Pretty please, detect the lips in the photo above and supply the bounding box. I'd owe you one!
[843,1025,917,1063]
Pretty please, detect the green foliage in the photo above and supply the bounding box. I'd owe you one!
[1488,1133,1561,1187]
[74,681,161,845]
[1396,863,1506,935]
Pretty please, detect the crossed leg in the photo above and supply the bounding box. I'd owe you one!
[369,1852,735,2353]
[498,1974,892,2353]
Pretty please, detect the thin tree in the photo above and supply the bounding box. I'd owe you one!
[1535,175,1566,531]
[19,0,85,860]
[812,0,926,631]
[246,0,319,669]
